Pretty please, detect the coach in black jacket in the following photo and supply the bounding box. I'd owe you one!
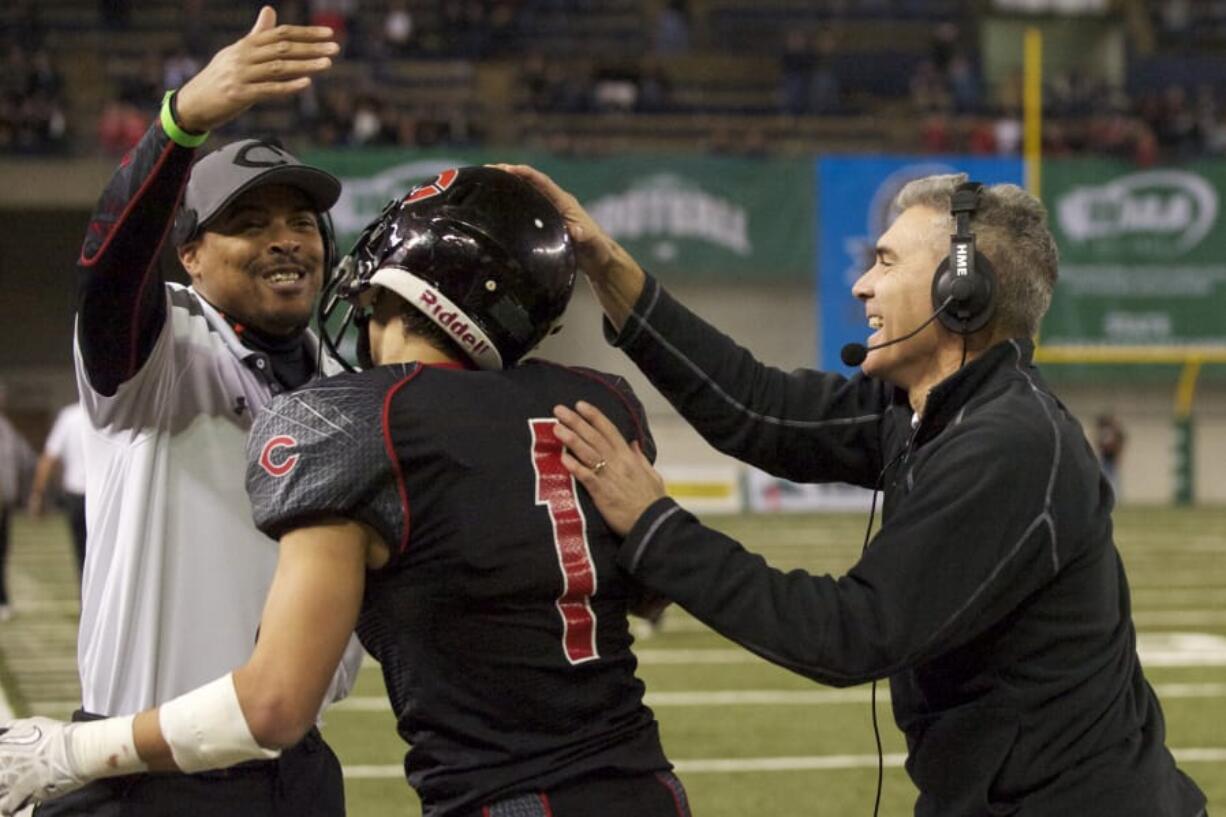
[505,166,1208,817]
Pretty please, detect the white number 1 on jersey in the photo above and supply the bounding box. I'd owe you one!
[530,419,600,664]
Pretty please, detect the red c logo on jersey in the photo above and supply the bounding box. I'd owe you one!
[405,168,458,204]
[259,435,299,478]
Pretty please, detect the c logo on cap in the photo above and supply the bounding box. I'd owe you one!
[259,435,300,478]
[234,140,292,169]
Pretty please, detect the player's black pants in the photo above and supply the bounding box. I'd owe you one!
[60,492,86,579]
[462,770,691,817]
[33,712,345,817]
[0,505,9,605]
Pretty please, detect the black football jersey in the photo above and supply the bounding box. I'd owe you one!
[246,360,670,816]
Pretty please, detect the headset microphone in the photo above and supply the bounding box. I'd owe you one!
[840,296,954,367]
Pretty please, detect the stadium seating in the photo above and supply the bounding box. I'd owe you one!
[1,0,1222,160]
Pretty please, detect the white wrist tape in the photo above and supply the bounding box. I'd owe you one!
[158,673,280,773]
[68,715,148,779]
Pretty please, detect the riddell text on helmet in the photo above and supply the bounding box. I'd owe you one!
[417,289,491,357]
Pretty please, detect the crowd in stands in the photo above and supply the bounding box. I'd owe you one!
[0,3,68,154]
[302,87,483,148]
[906,13,1226,165]
[6,0,1226,163]
[0,44,68,155]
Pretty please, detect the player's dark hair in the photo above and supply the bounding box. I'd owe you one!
[396,297,470,363]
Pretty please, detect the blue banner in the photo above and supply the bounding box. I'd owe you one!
[817,156,1025,371]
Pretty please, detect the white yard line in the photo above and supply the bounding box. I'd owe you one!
[673,754,909,773]
[341,747,1226,779]
[638,649,756,664]
[1134,610,1226,626]
[646,610,1226,632]
[1131,573,1226,588]
[331,682,1226,713]
[625,640,1226,667]
[353,636,1226,672]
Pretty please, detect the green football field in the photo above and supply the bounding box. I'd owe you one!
[1,508,1223,815]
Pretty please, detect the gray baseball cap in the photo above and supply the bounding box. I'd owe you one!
[175,139,341,245]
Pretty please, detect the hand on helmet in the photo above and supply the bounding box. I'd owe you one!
[0,718,88,815]
[490,164,646,330]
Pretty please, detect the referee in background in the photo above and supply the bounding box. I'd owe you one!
[0,382,35,623]
[28,402,89,579]
[35,7,360,816]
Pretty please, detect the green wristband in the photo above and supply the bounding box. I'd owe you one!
[160,90,209,148]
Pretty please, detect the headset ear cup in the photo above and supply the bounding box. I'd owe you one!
[932,250,997,334]
[964,250,997,333]
[319,211,337,285]
[931,256,954,320]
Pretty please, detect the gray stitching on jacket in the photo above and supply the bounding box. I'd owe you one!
[626,308,882,430]
[629,504,684,572]
[922,511,1053,654]
[696,342,1066,684]
[619,284,661,348]
[1008,338,1062,572]
[914,340,1064,657]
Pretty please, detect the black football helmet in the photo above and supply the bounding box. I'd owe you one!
[319,166,577,370]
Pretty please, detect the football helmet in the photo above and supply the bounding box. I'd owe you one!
[320,166,577,370]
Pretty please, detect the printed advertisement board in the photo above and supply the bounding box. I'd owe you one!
[1042,160,1226,353]
[305,150,814,281]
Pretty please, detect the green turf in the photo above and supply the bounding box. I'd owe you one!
[1,508,1223,816]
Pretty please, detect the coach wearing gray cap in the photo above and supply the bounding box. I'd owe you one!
[24,7,361,817]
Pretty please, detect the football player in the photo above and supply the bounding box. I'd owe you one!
[23,8,361,816]
[0,167,690,817]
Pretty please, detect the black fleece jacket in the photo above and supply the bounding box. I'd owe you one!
[613,276,1206,817]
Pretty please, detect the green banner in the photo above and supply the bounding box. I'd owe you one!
[302,149,814,280]
[1042,159,1226,351]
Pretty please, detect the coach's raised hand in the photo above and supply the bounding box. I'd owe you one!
[174,5,338,134]
[495,165,646,330]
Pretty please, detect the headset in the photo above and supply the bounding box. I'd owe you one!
[930,180,996,335]
[318,211,338,285]
[840,179,999,367]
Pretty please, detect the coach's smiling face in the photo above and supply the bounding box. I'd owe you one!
[179,184,325,336]
[851,205,948,394]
